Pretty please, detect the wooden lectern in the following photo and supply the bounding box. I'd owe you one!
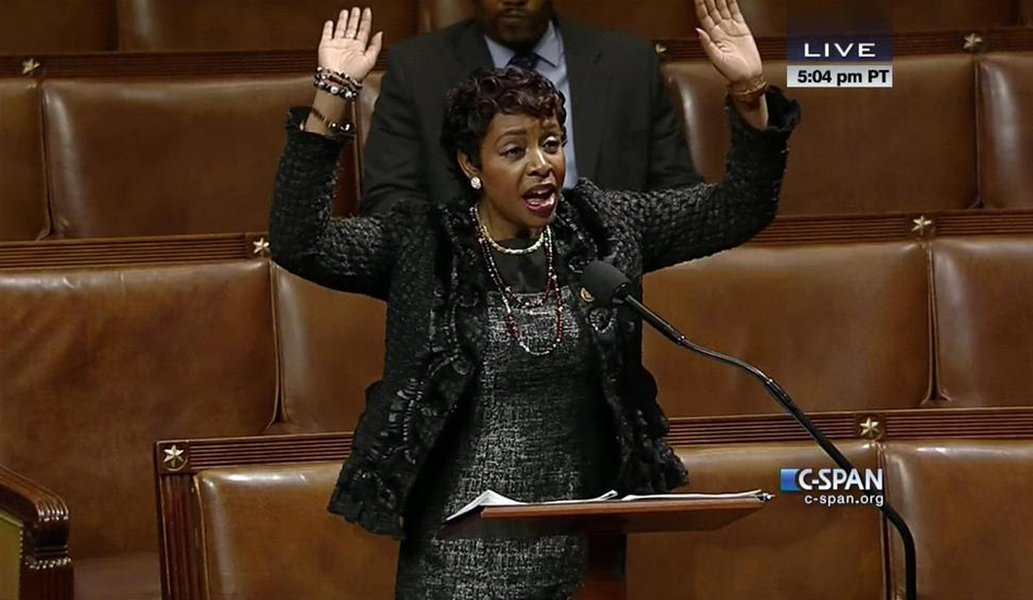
[438,497,767,600]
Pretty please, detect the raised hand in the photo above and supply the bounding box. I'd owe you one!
[318,7,383,82]
[694,0,762,85]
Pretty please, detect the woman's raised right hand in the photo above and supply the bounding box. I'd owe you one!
[319,7,383,83]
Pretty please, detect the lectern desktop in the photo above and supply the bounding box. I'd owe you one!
[438,496,768,600]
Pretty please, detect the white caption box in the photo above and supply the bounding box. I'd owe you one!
[787,64,894,88]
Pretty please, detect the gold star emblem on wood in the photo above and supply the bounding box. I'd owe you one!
[252,237,270,256]
[162,445,187,471]
[963,33,983,52]
[859,417,881,440]
[21,58,40,75]
[911,216,933,236]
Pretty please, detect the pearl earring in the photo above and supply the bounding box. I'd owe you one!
[470,176,482,190]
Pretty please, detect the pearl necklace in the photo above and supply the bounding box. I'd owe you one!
[473,205,546,255]
[471,206,563,356]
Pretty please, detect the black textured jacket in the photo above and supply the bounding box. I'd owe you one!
[269,89,800,540]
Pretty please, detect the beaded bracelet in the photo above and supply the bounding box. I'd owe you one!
[314,66,362,99]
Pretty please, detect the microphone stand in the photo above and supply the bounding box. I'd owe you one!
[621,293,917,600]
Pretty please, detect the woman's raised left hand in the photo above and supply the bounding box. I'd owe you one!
[693,0,763,85]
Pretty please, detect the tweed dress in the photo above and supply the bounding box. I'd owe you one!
[392,231,618,598]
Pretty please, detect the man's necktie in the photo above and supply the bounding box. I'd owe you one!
[508,52,540,71]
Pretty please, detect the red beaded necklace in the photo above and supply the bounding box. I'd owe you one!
[471,206,564,356]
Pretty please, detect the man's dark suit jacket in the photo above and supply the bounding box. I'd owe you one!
[360,16,701,215]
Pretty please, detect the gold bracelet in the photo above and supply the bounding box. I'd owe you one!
[307,106,355,140]
[729,75,770,105]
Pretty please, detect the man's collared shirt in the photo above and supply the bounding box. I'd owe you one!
[484,21,578,189]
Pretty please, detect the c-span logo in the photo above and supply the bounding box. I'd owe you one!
[780,468,885,507]
[780,468,802,491]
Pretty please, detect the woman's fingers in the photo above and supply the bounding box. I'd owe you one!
[345,6,362,39]
[727,0,745,22]
[702,0,720,20]
[714,0,734,21]
[693,0,706,21]
[696,27,718,55]
[694,0,716,30]
[366,30,383,60]
[334,8,349,38]
[321,20,333,42]
[355,7,372,44]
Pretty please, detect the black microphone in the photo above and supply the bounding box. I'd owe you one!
[581,260,917,600]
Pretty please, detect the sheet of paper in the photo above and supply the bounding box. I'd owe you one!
[445,489,619,523]
[444,489,771,523]
[619,489,769,501]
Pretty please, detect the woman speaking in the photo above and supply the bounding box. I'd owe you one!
[269,1,799,597]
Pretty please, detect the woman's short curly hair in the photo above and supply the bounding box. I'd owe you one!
[441,67,567,188]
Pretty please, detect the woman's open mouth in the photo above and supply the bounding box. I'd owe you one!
[522,184,557,217]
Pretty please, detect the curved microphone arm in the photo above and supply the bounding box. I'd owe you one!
[607,286,917,600]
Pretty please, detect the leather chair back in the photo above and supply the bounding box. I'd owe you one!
[884,439,1033,600]
[193,461,397,600]
[736,0,1017,36]
[932,236,1033,406]
[116,0,418,51]
[421,0,1019,35]
[0,0,117,53]
[628,441,885,600]
[357,71,385,160]
[42,75,312,238]
[273,264,386,433]
[417,0,471,32]
[0,259,278,557]
[419,0,699,36]
[978,52,1033,209]
[643,241,932,417]
[0,78,49,241]
[664,55,978,214]
[552,0,699,38]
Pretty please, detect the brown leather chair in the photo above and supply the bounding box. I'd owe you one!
[356,70,385,191]
[978,52,1033,210]
[0,258,279,600]
[643,241,933,417]
[416,0,471,31]
[418,0,700,37]
[116,0,418,52]
[41,75,313,238]
[932,236,1033,407]
[886,0,1019,30]
[192,461,398,600]
[664,55,979,214]
[421,0,1018,35]
[0,78,49,241]
[551,0,700,38]
[164,420,1033,600]
[628,441,885,600]
[736,0,1018,36]
[0,0,117,54]
[884,439,1033,600]
[271,264,386,433]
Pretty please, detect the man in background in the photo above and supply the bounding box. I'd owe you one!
[360,0,701,214]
